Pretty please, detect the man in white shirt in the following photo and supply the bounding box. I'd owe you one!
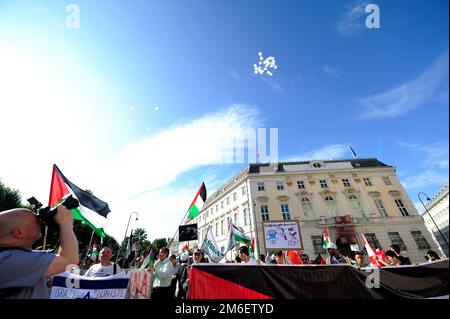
[84,246,121,277]
[151,247,174,299]
[239,246,256,265]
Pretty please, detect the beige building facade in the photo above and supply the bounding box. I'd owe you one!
[188,158,439,263]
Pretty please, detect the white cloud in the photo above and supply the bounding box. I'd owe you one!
[0,40,261,242]
[98,104,260,240]
[399,141,449,190]
[323,66,339,78]
[154,106,159,111]
[357,51,449,120]
[286,144,350,161]
[336,1,369,37]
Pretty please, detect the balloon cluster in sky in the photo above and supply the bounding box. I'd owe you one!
[253,51,278,77]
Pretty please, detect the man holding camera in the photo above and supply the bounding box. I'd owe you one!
[0,204,79,298]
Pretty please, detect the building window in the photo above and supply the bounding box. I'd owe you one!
[215,205,218,212]
[215,223,218,237]
[342,179,351,187]
[348,194,366,218]
[374,199,388,217]
[388,232,407,251]
[320,180,328,188]
[395,199,409,216]
[383,176,392,186]
[257,182,265,191]
[364,233,382,250]
[276,182,284,190]
[300,197,314,218]
[311,236,326,254]
[312,162,322,168]
[411,231,431,249]
[221,201,224,209]
[226,197,230,205]
[261,205,269,221]
[233,192,237,201]
[243,208,248,226]
[242,187,247,196]
[234,212,239,225]
[221,220,224,235]
[324,196,339,216]
[281,204,291,220]
[363,178,373,186]
[297,181,305,189]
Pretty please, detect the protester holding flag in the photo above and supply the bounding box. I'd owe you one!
[239,246,256,264]
[84,246,121,277]
[384,250,404,266]
[0,204,79,299]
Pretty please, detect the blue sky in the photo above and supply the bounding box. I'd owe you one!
[0,0,448,240]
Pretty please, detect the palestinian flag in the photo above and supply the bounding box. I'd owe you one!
[181,244,188,253]
[90,242,99,261]
[249,239,255,256]
[49,164,110,238]
[187,182,207,221]
[322,227,331,249]
[225,222,251,252]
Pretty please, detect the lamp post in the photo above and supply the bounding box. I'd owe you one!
[418,192,449,252]
[117,212,139,261]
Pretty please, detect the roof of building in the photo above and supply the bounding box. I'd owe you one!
[202,158,391,207]
[248,158,391,174]
[426,183,449,209]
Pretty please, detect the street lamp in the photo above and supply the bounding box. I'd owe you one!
[418,192,449,252]
[117,212,139,261]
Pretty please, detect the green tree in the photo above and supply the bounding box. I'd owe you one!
[151,238,168,252]
[0,179,24,211]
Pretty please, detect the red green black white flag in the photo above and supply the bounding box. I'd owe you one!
[49,164,110,238]
[187,182,207,221]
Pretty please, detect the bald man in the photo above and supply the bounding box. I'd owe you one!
[0,205,79,299]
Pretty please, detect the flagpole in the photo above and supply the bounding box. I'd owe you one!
[86,229,95,260]
[42,226,48,251]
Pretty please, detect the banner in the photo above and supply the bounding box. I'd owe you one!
[334,215,357,244]
[188,259,449,299]
[127,269,153,299]
[179,224,198,242]
[201,226,225,263]
[262,221,302,250]
[50,271,130,299]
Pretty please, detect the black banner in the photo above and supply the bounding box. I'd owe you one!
[179,224,198,242]
[189,260,449,299]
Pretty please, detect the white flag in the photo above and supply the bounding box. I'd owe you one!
[201,226,225,263]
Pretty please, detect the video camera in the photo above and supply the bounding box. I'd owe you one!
[27,195,79,229]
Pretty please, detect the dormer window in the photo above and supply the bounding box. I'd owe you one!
[310,161,325,169]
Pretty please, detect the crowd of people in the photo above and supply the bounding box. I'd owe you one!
[0,203,446,299]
